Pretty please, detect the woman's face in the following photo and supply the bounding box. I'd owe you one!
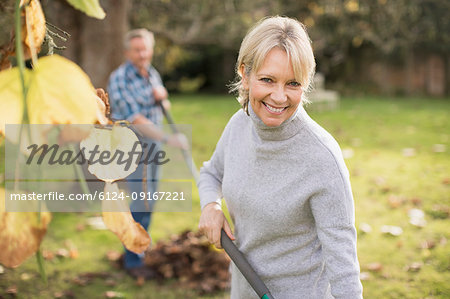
[243,47,303,127]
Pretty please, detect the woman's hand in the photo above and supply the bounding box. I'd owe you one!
[198,202,235,249]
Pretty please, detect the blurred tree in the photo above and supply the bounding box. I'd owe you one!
[2,0,447,94]
[42,0,130,88]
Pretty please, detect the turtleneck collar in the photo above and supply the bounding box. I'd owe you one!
[248,102,306,141]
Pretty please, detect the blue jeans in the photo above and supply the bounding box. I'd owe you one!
[124,138,160,269]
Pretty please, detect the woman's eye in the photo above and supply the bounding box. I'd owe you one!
[260,77,272,83]
[288,81,301,87]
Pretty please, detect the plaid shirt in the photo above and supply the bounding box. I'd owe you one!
[107,61,164,124]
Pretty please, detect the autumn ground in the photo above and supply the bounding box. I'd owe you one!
[0,95,449,298]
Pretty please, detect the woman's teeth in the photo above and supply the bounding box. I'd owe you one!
[264,102,285,113]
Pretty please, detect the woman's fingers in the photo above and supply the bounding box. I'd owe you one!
[198,202,232,248]
[222,219,235,241]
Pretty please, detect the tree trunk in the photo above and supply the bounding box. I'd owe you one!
[43,0,130,89]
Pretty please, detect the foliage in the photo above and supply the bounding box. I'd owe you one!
[0,0,151,277]
[130,0,449,92]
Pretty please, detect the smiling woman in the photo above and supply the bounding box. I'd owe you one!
[198,16,363,299]
[242,47,303,127]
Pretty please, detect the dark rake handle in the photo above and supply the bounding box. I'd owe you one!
[157,101,200,182]
[221,230,274,299]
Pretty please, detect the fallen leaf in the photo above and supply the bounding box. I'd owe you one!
[56,248,69,258]
[432,144,446,153]
[76,223,86,232]
[6,285,17,295]
[69,248,79,259]
[402,148,416,157]
[104,291,123,298]
[20,272,32,280]
[0,188,51,268]
[410,198,422,206]
[42,250,54,261]
[359,222,372,234]
[408,208,427,227]
[406,262,423,272]
[388,195,405,208]
[367,262,383,272]
[105,279,117,287]
[420,240,436,250]
[0,264,4,274]
[381,225,403,236]
[102,183,151,254]
[87,216,107,230]
[106,250,121,262]
[342,148,354,159]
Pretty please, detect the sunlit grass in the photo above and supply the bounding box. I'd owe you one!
[0,95,449,298]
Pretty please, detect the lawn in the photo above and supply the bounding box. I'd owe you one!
[0,94,449,298]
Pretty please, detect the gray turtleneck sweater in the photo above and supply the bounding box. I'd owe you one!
[198,104,363,299]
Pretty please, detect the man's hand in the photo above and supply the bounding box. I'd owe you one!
[198,202,235,249]
[166,133,189,150]
[153,86,168,102]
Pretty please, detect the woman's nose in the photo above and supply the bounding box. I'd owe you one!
[270,85,287,103]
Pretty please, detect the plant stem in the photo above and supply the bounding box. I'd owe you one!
[14,0,29,123]
[15,0,46,284]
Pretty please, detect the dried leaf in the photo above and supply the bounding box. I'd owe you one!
[6,285,17,295]
[80,126,141,182]
[102,183,151,254]
[432,144,446,153]
[380,225,403,236]
[408,208,427,227]
[406,262,423,272]
[0,188,51,268]
[359,222,372,234]
[104,291,124,298]
[21,0,46,61]
[105,250,121,262]
[367,262,383,272]
[402,148,416,157]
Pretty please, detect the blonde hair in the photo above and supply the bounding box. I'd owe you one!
[124,28,155,50]
[231,16,316,112]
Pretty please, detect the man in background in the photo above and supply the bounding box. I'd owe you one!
[107,28,187,280]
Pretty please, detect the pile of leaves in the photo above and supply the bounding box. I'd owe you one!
[143,230,231,294]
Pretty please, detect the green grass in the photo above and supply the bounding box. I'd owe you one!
[1,95,449,298]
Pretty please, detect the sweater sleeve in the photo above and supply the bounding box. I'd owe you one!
[197,121,232,210]
[310,170,363,299]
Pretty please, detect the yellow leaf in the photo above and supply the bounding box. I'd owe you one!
[0,55,101,136]
[27,55,98,125]
[102,183,151,254]
[80,126,141,182]
[0,67,25,134]
[65,0,106,19]
[0,188,52,268]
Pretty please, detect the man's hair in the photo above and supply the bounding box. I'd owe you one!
[124,28,155,50]
[230,16,316,111]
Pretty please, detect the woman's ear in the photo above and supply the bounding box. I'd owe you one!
[239,64,249,89]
